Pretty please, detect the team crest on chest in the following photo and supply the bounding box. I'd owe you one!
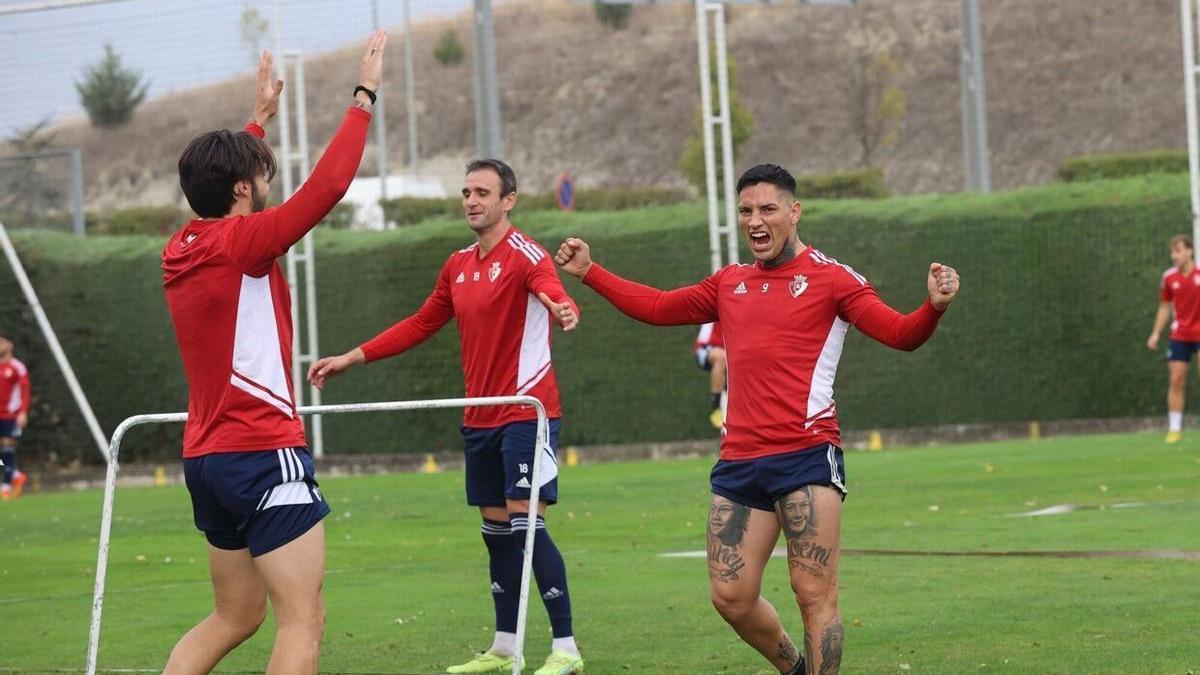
[489,261,502,282]
[789,274,809,298]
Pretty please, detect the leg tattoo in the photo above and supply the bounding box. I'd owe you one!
[707,497,751,582]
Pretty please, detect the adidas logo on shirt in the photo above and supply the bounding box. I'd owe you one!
[456,272,466,283]
[733,282,748,295]
[515,477,531,489]
[542,587,564,600]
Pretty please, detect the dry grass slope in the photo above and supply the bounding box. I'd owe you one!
[44,0,1186,209]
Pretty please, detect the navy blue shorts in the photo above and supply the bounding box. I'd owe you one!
[462,419,560,507]
[1167,340,1200,362]
[710,443,847,512]
[0,419,21,439]
[183,447,330,557]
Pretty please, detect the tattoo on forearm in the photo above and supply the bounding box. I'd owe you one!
[818,621,844,675]
[707,498,751,582]
[353,99,372,112]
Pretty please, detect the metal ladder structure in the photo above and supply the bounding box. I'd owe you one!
[275,49,325,457]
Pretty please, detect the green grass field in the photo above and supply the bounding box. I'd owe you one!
[1,431,1198,674]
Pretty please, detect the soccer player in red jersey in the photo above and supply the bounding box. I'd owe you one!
[1147,234,1200,443]
[161,32,386,674]
[554,164,959,674]
[0,334,30,500]
[308,159,585,675]
[695,321,726,428]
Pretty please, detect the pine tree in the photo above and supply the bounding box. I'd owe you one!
[75,44,149,128]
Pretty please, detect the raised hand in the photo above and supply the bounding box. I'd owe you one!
[927,262,960,311]
[360,29,388,92]
[251,50,284,126]
[554,237,593,279]
[538,292,578,331]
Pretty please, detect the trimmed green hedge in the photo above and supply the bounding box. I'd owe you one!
[0,174,1190,463]
[1058,149,1188,182]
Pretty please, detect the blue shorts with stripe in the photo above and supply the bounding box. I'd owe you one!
[1167,339,1200,362]
[0,419,21,439]
[461,419,560,506]
[183,447,330,557]
[710,442,847,512]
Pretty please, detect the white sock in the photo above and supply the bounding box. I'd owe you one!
[551,636,579,656]
[1169,411,1183,432]
[490,631,516,656]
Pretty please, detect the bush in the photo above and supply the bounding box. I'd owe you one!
[88,205,185,235]
[380,197,460,226]
[796,168,889,200]
[380,187,691,226]
[433,29,465,66]
[594,2,633,30]
[1058,149,1188,182]
[320,202,357,229]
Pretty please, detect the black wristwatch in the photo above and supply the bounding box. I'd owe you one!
[353,85,377,105]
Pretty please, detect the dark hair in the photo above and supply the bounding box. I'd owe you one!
[178,129,277,218]
[466,158,517,197]
[1170,234,1194,251]
[736,163,797,197]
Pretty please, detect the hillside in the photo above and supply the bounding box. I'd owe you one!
[37,0,1189,208]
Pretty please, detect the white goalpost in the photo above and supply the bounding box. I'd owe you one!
[85,396,553,675]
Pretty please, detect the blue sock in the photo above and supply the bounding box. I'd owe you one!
[511,513,573,638]
[481,518,521,633]
[0,449,14,485]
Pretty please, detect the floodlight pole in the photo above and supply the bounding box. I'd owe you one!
[957,0,992,192]
[371,0,390,210]
[1181,0,1200,245]
[473,0,503,159]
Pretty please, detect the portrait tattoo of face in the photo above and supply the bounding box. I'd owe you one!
[708,498,751,547]
[776,486,815,539]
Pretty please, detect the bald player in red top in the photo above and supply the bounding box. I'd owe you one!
[1147,234,1200,443]
[308,159,585,675]
[554,164,960,675]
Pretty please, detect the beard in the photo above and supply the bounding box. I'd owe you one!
[251,186,268,213]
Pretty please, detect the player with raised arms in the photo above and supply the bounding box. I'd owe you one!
[554,163,959,674]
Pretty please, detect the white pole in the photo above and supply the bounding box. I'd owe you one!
[695,0,722,274]
[404,0,421,174]
[371,0,390,210]
[0,223,107,459]
[85,395,548,675]
[711,3,738,266]
[1182,0,1200,245]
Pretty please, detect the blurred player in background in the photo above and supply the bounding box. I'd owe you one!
[555,163,959,675]
[695,321,726,428]
[1147,234,1200,443]
[161,31,385,674]
[308,159,585,675]
[0,334,30,500]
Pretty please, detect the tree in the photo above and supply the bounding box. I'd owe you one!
[0,117,63,227]
[433,28,465,66]
[75,44,149,128]
[594,1,633,30]
[679,49,754,193]
[850,48,906,168]
[240,5,271,69]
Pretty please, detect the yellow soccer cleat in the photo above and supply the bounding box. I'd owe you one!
[534,650,584,675]
[1165,431,1183,444]
[446,650,522,674]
